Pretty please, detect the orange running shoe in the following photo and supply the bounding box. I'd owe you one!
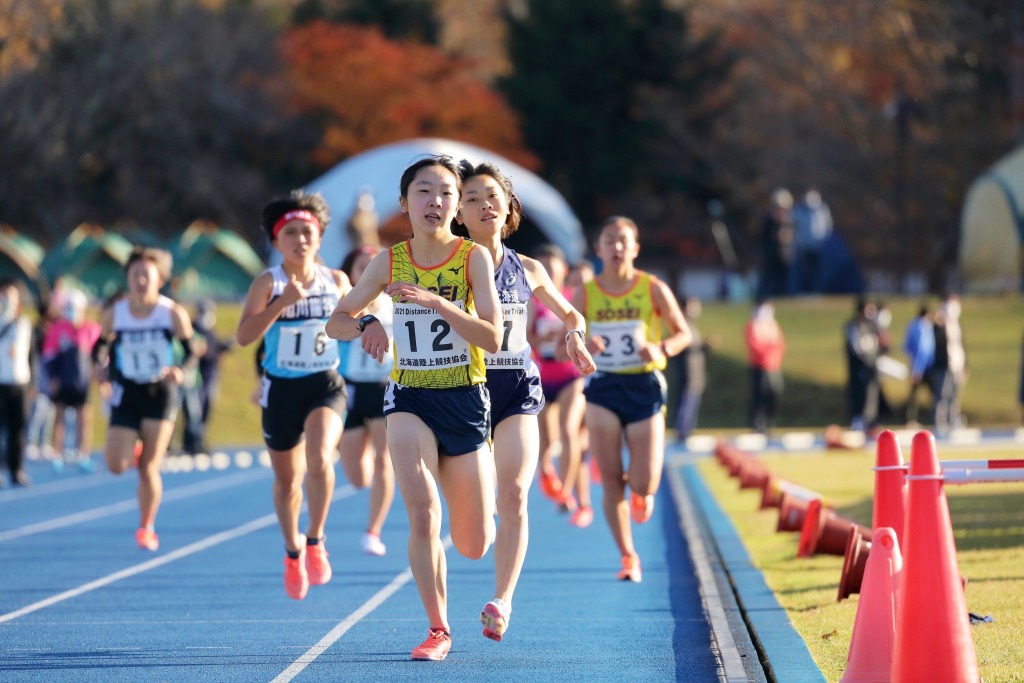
[480,598,510,642]
[569,505,594,528]
[305,540,332,585]
[411,628,452,661]
[135,527,159,551]
[555,489,578,513]
[616,554,642,583]
[538,465,563,502]
[284,550,309,600]
[630,492,654,524]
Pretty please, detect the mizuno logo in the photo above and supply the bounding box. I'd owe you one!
[449,265,464,275]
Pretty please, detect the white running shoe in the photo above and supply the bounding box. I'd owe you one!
[481,598,511,641]
[361,532,386,556]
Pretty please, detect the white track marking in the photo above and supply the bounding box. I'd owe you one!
[0,469,272,542]
[271,536,454,683]
[0,485,355,624]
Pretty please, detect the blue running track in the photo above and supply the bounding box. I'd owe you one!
[0,446,818,682]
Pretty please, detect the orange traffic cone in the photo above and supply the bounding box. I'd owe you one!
[840,527,902,682]
[777,492,813,532]
[838,527,871,601]
[892,431,979,682]
[798,499,870,557]
[738,457,771,490]
[872,430,907,545]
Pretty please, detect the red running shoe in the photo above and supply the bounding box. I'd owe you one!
[411,628,452,661]
[616,554,642,583]
[630,492,654,524]
[538,465,563,502]
[135,527,159,551]
[305,541,332,585]
[569,505,594,528]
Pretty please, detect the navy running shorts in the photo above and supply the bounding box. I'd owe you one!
[583,370,667,427]
[260,370,347,451]
[383,380,490,457]
[485,366,544,429]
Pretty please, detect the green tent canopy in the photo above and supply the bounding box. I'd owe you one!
[0,226,49,305]
[169,220,265,302]
[40,223,134,302]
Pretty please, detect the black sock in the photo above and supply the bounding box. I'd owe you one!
[306,536,323,546]
[286,549,300,560]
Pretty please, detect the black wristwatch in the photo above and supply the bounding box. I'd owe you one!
[357,314,379,333]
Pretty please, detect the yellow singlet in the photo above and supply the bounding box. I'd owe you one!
[388,238,487,388]
[583,271,664,374]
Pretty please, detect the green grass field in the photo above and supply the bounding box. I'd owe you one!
[86,293,1024,449]
[698,447,1024,683]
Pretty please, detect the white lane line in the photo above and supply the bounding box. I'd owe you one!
[0,485,356,624]
[271,535,454,683]
[0,469,272,542]
[667,455,748,683]
[0,472,118,503]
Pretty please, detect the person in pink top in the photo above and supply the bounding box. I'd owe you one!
[745,299,786,434]
[42,288,102,470]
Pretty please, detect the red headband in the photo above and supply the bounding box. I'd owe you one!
[272,210,321,240]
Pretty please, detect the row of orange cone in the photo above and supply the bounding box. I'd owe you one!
[714,430,980,682]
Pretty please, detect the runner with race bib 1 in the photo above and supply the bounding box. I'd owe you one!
[574,216,692,584]
[236,190,350,602]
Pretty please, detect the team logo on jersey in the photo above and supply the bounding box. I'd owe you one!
[504,273,517,287]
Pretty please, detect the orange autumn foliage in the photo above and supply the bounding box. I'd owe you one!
[279,21,538,170]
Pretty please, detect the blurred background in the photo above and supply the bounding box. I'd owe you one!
[1,0,1023,300]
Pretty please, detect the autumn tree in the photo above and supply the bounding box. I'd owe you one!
[0,0,314,243]
[278,20,537,170]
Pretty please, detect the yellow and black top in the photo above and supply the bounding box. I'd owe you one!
[582,271,664,374]
[389,238,487,388]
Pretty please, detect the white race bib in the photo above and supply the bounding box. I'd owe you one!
[275,319,339,373]
[393,302,470,370]
[486,303,530,368]
[117,335,172,383]
[591,319,647,372]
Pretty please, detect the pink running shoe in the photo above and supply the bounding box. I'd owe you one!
[616,554,642,583]
[480,598,511,641]
[569,505,594,528]
[135,527,159,551]
[411,628,452,661]
[305,540,332,585]
[284,550,309,600]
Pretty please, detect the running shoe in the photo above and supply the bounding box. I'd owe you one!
[361,531,387,556]
[569,505,594,528]
[305,540,332,585]
[78,457,96,473]
[538,465,563,501]
[630,492,654,524]
[284,550,309,600]
[616,554,642,583]
[411,628,452,661]
[481,598,511,642]
[556,490,578,513]
[135,527,159,551]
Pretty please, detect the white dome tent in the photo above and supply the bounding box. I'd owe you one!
[958,146,1024,293]
[304,138,586,269]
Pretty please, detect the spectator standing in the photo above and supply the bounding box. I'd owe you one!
[938,293,967,431]
[790,188,833,294]
[181,300,233,455]
[675,296,713,443]
[26,297,56,463]
[42,287,102,470]
[902,304,935,426]
[758,189,795,299]
[745,299,785,434]
[0,279,34,486]
[844,298,881,432]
